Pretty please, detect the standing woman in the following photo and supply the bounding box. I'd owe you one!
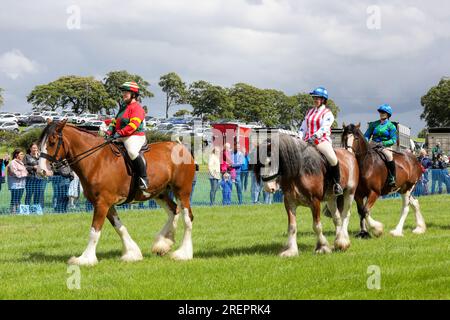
[364,104,397,187]
[24,142,47,210]
[298,87,343,195]
[208,146,221,206]
[7,149,28,214]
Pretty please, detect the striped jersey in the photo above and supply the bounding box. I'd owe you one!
[298,105,334,143]
[107,101,145,137]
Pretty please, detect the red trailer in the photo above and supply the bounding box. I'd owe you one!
[211,122,253,154]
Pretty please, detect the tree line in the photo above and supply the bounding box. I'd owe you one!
[0,73,449,129]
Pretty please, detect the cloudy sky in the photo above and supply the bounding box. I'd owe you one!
[1,0,449,134]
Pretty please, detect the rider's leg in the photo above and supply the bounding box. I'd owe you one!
[382,148,396,187]
[123,135,149,190]
[316,141,343,195]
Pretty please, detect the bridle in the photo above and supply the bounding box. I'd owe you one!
[343,131,358,154]
[40,131,110,171]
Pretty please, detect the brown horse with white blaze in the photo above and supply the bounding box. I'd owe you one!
[254,133,359,256]
[38,120,196,265]
[342,123,426,237]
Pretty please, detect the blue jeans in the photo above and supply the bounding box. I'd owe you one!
[431,169,444,194]
[209,178,219,206]
[251,172,262,203]
[25,177,46,208]
[10,188,25,213]
[240,171,249,191]
[234,175,243,204]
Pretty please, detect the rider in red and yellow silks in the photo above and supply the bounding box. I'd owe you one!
[298,87,343,195]
[106,81,148,190]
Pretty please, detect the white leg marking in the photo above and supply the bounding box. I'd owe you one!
[115,225,143,262]
[171,207,193,260]
[335,194,352,251]
[280,202,298,257]
[152,199,178,256]
[366,215,384,237]
[390,191,411,237]
[68,227,100,266]
[410,195,426,234]
[313,221,331,254]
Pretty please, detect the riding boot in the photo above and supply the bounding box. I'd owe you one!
[330,162,344,195]
[132,155,149,191]
[386,160,396,187]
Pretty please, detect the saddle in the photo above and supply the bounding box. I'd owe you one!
[371,143,389,163]
[111,141,150,203]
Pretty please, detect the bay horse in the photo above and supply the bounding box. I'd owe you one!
[342,123,426,237]
[38,120,196,265]
[254,133,359,256]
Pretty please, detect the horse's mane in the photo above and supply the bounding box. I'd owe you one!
[277,134,324,177]
[39,122,100,144]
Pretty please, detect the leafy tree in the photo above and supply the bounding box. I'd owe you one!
[27,76,116,114]
[188,81,233,121]
[417,128,427,139]
[159,72,187,118]
[103,70,154,108]
[420,77,450,127]
[0,87,4,108]
[173,109,191,117]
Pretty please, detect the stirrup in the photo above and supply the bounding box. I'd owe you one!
[138,177,149,190]
[334,183,343,195]
[387,177,396,187]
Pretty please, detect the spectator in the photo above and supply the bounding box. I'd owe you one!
[208,146,221,206]
[231,139,244,205]
[431,153,446,194]
[221,172,233,205]
[68,171,81,210]
[416,149,433,196]
[7,149,28,214]
[221,143,236,181]
[0,153,10,192]
[53,165,73,213]
[24,142,47,211]
[240,146,250,192]
[431,143,442,161]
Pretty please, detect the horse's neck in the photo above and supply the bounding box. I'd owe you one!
[65,128,108,179]
[355,131,369,156]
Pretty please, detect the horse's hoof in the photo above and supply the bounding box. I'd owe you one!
[121,250,143,262]
[279,248,299,257]
[390,230,404,237]
[334,238,351,251]
[68,255,98,266]
[412,227,426,235]
[315,246,332,254]
[171,249,193,261]
[355,231,371,239]
[152,237,174,256]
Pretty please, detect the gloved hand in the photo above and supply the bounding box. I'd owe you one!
[106,132,121,141]
[307,137,316,145]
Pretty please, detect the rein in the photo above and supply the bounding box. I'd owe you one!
[40,131,111,170]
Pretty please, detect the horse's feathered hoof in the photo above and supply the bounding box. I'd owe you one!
[390,229,404,237]
[68,255,98,266]
[355,231,371,239]
[315,245,332,254]
[412,226,426,234]
[279,248,299,257]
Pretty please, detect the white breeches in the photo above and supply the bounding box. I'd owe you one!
[316,141,338,166]
[382,147,393,162]
[119,135,147,160]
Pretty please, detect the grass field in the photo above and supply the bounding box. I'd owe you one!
[0,195,449,300]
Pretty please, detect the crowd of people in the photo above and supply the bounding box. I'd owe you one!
[414,143,450,196]
[0,142,82,214]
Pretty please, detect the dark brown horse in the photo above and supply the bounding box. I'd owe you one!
[254,133,359,256]
[342,123,426,238]
[38,120,196,265]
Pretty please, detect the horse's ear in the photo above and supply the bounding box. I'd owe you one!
[56,119,68,131]
[342,122,346,128]
[46,118,52,125]
[356,122,361,129]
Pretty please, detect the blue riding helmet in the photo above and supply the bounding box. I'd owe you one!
[309,87,328,100]
[377,104,393,117]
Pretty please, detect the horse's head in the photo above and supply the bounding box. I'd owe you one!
[254,137,281,193]
[342,122,361,153]
[38,120,68,177]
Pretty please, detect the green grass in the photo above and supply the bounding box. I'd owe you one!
[0,195,449,299]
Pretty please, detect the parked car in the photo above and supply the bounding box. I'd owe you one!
[0,121,19,133]
[18,115,46,126]
[41,111,60,121]
[75,113,99,124]
[0,114,18,123]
